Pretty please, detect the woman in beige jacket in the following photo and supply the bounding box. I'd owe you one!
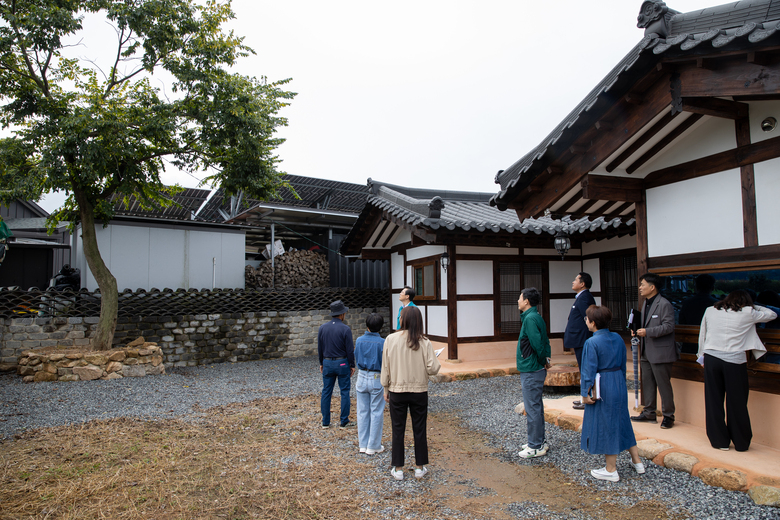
[381,305,441,481]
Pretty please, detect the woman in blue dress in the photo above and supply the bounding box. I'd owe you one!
[580,305,646,482]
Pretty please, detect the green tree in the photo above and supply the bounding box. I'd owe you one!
[0,0,295,349]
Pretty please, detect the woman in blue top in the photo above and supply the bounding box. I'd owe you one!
[580,305,645,482]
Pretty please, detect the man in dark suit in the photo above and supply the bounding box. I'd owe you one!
[631,273,677,429]
[564,272,597,410]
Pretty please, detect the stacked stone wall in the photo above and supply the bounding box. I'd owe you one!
[0,306,391,370]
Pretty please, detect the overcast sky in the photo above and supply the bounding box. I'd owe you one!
[39,0,715,213]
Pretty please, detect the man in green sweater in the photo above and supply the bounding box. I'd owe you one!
[516,287,552,458]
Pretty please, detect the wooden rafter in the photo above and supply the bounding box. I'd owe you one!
[370,220,391,248]
[680,97,749,119]
[626,114,704,175]
[606,111,679,172]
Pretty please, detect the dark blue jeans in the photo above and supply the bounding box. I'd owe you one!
[321,359,351,426]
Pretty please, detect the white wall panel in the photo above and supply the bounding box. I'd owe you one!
[549,299,572,334]
[457,301,494,337]
[457,246,519,256]
[391,252,404,289]
[456,260,493,294]
[111,226,151,290]
[390,229,411,247]
[392,300,402,330]
[636,116,735,175]
[647,169,743,257]
[755,157,780,246]
[219,232,246,289]
[548,261,582,293]
[406,245,445,262]
[149,228,186,289]
[581,235,636,256]
[582,258,601,292]
[748,100,780,144]
[427,306,448,337]
[440,265,448,300]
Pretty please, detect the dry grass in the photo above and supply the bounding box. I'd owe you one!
[0,395,433,520]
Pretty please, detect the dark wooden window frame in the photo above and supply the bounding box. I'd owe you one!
[410,259,438,301]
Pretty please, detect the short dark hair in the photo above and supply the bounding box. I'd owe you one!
[366,313,384,333]
[694,274,716,293]
[521,287,541,307]
[578,272,593,289]
[585,305,612,330]
[714,290,754,312]
[639,273,663,291]
[403,286,416,301]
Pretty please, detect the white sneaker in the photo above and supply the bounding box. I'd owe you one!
[414,466,428,479]
[390,467,403,481]
[359,447,367,453]
[518,444,549,458]
[631,461,645,474]
[365,445,384,455]
[591,467,619,482]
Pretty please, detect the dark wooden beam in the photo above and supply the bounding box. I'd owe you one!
[644,133,780,189]
[546,166,564,176]
[381,225,400,248]
[595,120,613,131]
[570,145,588,155]
[696,57,717,70]
[625,93,644,105]
[635,194,649,299]
[606,111,679,172]
[678,57,780,98]
[527,185,542,194]
[581,174,643,202]
[736,117,759,248]
[648,244,780,272]
[681,97,749,119]
[747,51,770,66]
[359,249,390,261]
[604,201,634,220]
[556,193,583,214]
[626,114,704,175]
[370,220,392,248]
[446,243,458,360]
[568,198,602,217]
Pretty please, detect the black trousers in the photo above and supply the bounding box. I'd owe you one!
[704,354,752,451]
[388,391,429,468]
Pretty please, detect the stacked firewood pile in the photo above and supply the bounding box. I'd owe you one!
[246,250,330,288]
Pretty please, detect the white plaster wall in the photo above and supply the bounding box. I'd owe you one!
[391,252,405,289]
[548,261,582,293]
[524,248,582,256]
[635,116,736,176]
[426,305,448,337]
[392,299,402,329]
[457,301,494,337]
[456,260,493,294]
[457,246,520,256]
[748,100,780,144]
[440,265,448,300]
[582,258,601,292]
[406,245,445,262]
[390,229,411,247]
[646,169,743,257]
[549,299,572,334]
[755,157,780,246]
[79,223,244,291]
[581,235,636,256]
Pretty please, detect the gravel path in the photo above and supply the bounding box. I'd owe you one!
[1,356,778,520]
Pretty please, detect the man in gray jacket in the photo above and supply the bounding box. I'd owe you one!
[631,273,678,429]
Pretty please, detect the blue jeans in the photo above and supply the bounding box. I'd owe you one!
[521,368,547,449]
[356,370,385,450]
[321,359,351,426]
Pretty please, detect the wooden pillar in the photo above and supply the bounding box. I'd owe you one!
[446,244,458,360]
[635,193,649,284]
[736,117,759,247]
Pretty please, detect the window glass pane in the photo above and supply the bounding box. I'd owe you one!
[423,264,435,296]
[415,267,423,296]
[500,263,522,334]
[524,262,543,319]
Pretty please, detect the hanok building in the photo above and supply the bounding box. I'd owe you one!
[491,0,780,448]
[340,180,636,360]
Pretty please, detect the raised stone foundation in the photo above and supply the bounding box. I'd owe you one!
[16,337,165,382]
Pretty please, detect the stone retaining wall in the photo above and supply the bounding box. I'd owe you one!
[0,307,391,370]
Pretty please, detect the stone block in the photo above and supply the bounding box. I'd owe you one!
[106,361,122,373]
[83,317,99,324]
[49,353,66,361]
[84,353,108,366]
[57,367,73,376]
[23,375,34,383]
[145,364,165,375]
[34,371,58,382]
[637,439,673,460]
[126,336,145,347]
[543,409,563,423]
[698,467,747,491]
[663,452,699,474]
[108,351,126,362]
[748,485,780,507]
[122,364,146,377]
[41,362,57,374]
[72,366,102,381]
[58,374,80,382]
[556,415,581,431]
[67,317,83,324]
[18,366,36,376]
[102,372,122,380]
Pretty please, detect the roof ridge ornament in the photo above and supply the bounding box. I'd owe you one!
[637,1,680,39]
[428,197,445,219]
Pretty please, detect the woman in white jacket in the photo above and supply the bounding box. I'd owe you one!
[698,290,776,451]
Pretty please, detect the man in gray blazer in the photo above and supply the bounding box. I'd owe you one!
[631,273,678,429]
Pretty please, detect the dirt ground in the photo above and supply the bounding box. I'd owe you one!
[0,394,684,519]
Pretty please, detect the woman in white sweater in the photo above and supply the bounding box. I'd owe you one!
[381,305,440,481]
[698,290,776,451]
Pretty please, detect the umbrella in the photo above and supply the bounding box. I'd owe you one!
[627,309,641,409]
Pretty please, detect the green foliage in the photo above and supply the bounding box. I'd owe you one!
[0,0,296,227]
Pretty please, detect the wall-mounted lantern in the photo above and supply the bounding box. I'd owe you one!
[554,230,571,260]
[441,251,450,272]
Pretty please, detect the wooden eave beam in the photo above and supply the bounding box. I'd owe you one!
[644,133,780,189]
[359,249,391,261]
[370,220,392,248]
[681,97,749,119]
[605,111,679,172]
[581,174,643,202]
[510,72,674,220]
[677,57,780,98]
[626,114,704,175]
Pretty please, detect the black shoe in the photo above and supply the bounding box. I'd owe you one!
[572,402,585,410]
[630,414,657,423]
[660,417,674,429]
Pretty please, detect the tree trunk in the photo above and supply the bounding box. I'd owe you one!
[74,189,118,350]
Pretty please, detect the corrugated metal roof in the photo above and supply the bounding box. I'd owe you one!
[491,0,780,209]
[111,188,211,221]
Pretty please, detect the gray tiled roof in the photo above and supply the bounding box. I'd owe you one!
[367,181,633,236]
[492,0,780,209]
